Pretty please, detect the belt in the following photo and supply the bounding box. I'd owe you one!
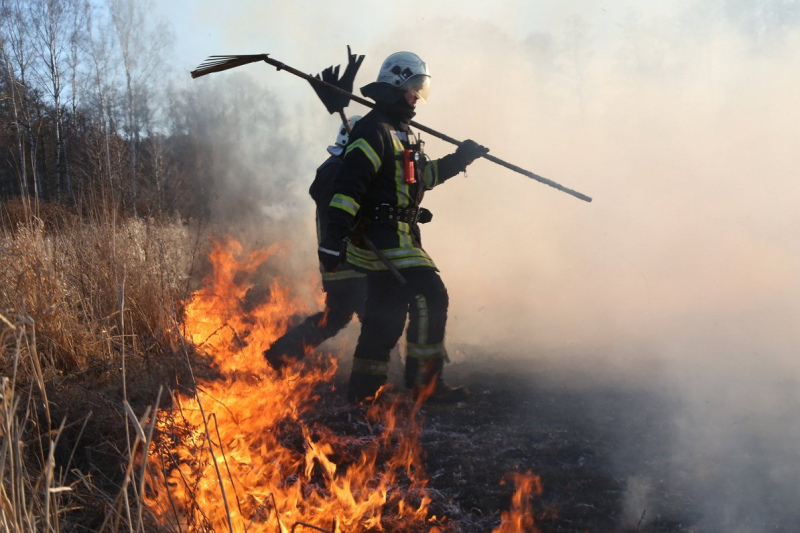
[369,204,421,224]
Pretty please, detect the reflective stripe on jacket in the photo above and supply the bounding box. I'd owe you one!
[327,107,465,271]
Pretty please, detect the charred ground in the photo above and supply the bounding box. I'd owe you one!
[312,352,696,533]
[324,348,799,533]
[41,344,800,532]
[409,354,690,532]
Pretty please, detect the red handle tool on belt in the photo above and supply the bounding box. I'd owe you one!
[403,149,417,184]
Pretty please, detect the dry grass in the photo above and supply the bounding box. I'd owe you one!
[0,201,195,377]
[0,197,202,531]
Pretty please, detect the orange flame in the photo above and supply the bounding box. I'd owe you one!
[144,237,439,532]
[491,471,543,533]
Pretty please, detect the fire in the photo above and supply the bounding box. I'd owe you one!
[143,237,439,532]
[492,471,543,533]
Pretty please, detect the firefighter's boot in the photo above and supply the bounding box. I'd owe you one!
[347,372,388,404]
[406,357,469,404]
[263,335,302,373]
[263,347,289,372]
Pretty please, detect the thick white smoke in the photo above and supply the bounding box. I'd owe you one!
[159,1,800,529]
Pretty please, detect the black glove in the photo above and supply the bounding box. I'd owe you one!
[318,236,347,272]
[454,139,489,169]
[418,207,433,224]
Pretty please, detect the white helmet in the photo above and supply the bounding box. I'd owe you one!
[376,52,431,102]
[361,51,431,104]
[328,114,362,156]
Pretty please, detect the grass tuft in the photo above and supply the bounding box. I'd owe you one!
[1,199,204,531]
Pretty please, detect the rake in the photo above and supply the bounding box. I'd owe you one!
[191,51,592,203]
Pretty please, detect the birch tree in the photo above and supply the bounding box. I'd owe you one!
[83,0,121,196]
[0,0,41,199]
[108,0,171,213]
[29,0,80,203]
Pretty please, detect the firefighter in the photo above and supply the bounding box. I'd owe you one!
[263,116,367,370]
[318,51,488,403]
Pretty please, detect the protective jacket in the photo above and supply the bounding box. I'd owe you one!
[327,102,470,271]
[310,155,366,285]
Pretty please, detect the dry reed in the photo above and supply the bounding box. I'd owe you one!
[0,199,203,531]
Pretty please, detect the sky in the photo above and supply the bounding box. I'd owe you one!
[152,0,800,529]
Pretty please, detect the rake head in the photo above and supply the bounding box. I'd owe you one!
[190,54,270,79]
[310,46,364,114]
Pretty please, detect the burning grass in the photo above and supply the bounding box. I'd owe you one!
[143,238,475,532]
[0,204,540,532]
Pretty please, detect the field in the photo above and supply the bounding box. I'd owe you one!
[2,206,797,532]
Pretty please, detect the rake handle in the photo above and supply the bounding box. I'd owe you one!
[262,57,592,203]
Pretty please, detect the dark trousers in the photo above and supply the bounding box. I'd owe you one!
[265,276,365,360]
[348,269,449,401]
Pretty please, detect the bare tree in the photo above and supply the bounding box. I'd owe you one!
[1,22,28,203]
[0,0,42,201]
[82,0,121,197]
[29,0,80,203]
[107,0,171,214]
[63,0,84,200]
[0,0,179,216]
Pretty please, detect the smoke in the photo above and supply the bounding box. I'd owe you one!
[402,12,800,363]
[409,10,800,529]
[159,0,800,530]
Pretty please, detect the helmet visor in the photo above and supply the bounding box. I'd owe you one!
[404,75,431,104]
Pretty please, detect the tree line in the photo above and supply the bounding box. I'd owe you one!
[0,0,222,219]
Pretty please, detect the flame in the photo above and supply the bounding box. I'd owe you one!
[491,471,543,533]
[144,237,440,532]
